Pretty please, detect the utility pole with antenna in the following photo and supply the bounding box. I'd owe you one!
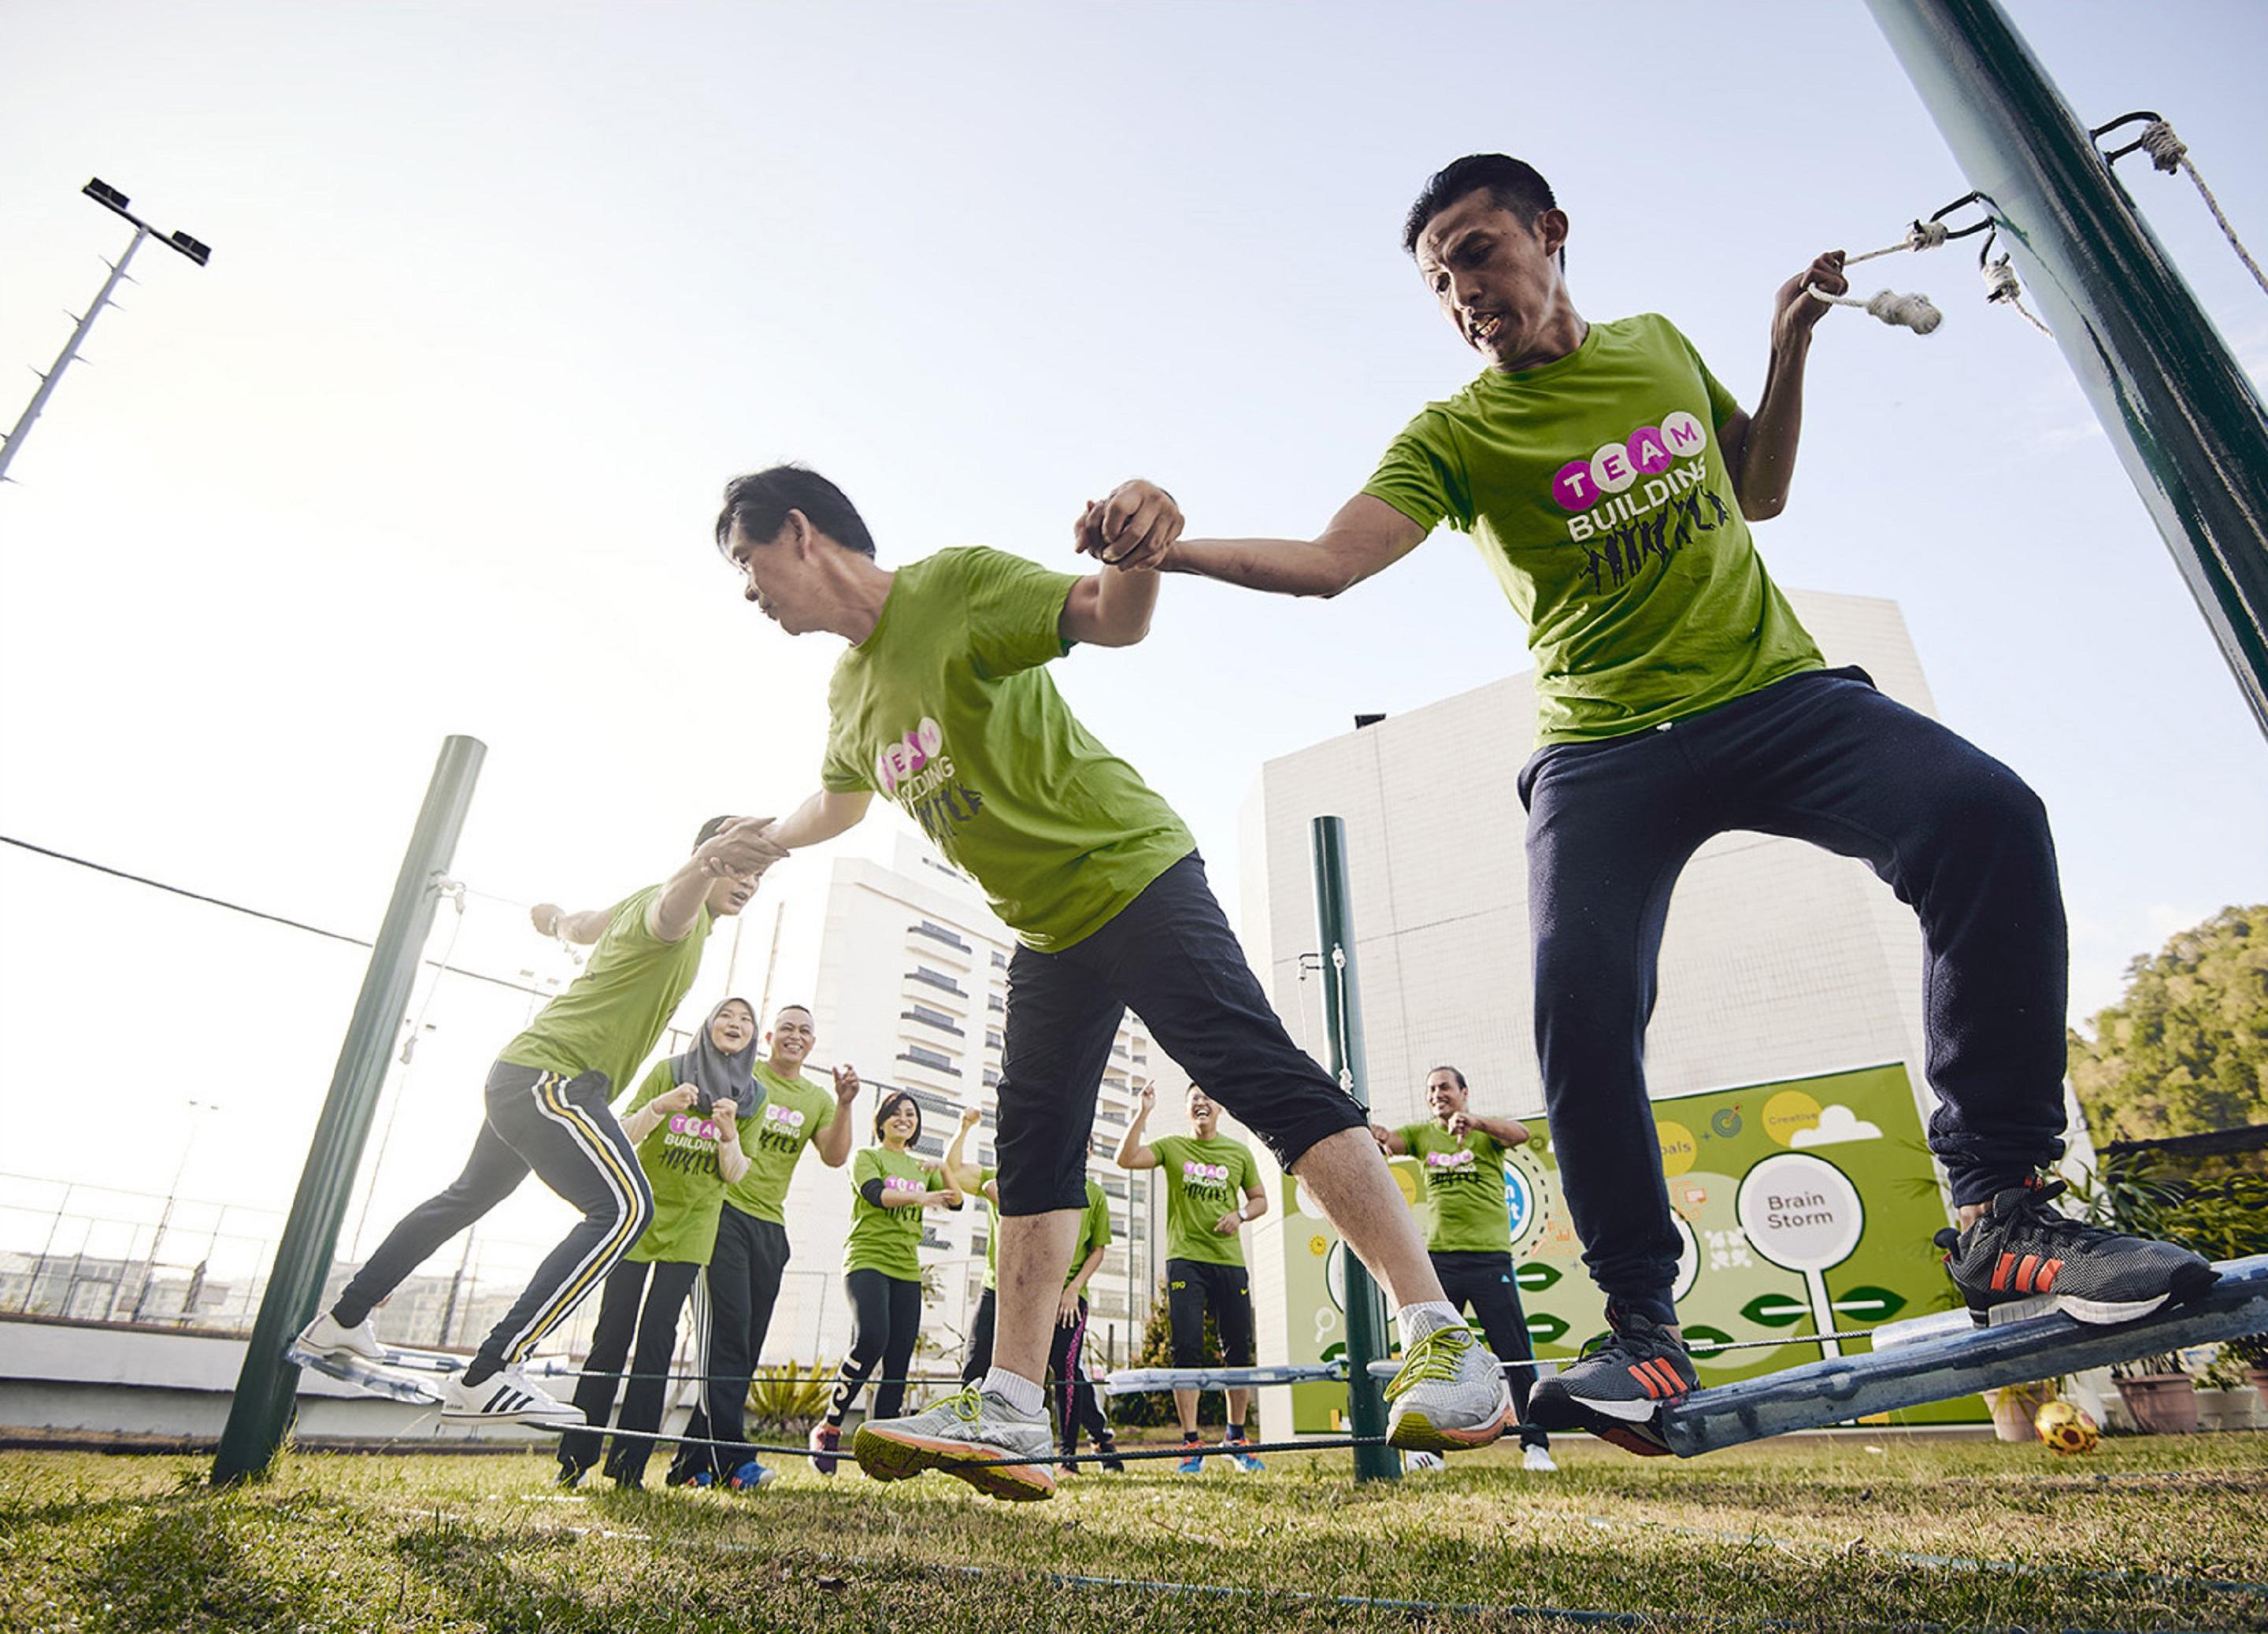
[0,177,212,486]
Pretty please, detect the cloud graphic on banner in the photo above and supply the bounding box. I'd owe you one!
[1789,1105,1883,1148]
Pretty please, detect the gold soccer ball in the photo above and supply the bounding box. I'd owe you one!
[2035,1399,2099,1454]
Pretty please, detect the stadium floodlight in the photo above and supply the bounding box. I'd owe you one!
[0,178,214,484]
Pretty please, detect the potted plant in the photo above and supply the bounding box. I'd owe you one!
[2110,1350,2199,1435]
[2229,1335,2268,1417]
[2199,1337,2267,1429]
[1981,1376,2062,1442]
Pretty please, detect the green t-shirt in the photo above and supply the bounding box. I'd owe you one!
[1396,1121,1513,1255]
[1152,1133,1258,1269]
[1362,313,1823,745]
[844,1145,947,1283]
[979,1169,1111,1291]
[501,887,714,1097]
[724,1062,837,1225]
[819,547,1195,953]
[620,1058,737,1265]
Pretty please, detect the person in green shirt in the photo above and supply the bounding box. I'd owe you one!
[1117,1083,1267,1473]
[297,816,784,1428]
[716,465,1514,1500]
[808,1094,974,1477]
[1106,153,2214,1454]
[558,997,758,1489]
[1373,1064,1552,1471]
[667,1002,862,1490]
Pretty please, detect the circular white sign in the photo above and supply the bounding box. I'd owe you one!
[1735,1152,1862,1273]
[1672,1211,1699,1302]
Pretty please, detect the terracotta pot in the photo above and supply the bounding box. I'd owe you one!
[2114,1373,2199,1435]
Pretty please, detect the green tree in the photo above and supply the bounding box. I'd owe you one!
[1108,1279,1225,1430]
[2068,905,2268,1141]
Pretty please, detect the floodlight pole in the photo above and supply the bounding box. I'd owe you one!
[1310,816,1399,1484]
[0,179,211,486]
[1869,0,2268,740]
[213,735,485,1486]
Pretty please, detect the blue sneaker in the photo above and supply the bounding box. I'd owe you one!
[726,1458,776,1491]
[687,1470,716,1489]
[1225,1432,1264,1473]
[1176,1438,1206,1474]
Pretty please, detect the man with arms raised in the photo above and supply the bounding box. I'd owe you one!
[298,817,784,1425]
[1373,1065,1553,1470]
[1111,154,2214,1453]
[1117,1083,1268,1473]
[715,464,1514,1499]
[667,1003,861,1488]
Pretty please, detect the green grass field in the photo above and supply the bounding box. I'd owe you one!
[3,1432,2263,1632]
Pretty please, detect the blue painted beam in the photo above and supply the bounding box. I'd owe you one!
[1662,1254,2268,1456]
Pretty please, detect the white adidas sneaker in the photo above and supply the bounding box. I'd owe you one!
[297,1310,386,1363]
[442,1367,584,1426]
[1522,1443,1559,1473]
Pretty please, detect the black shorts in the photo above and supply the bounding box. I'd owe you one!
[1166,1257,1254,1369]
[993,852,1366,1216]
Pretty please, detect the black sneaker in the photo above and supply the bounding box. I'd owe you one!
[1936,1176,2218,1326]
[1096,1436,1126,1475]
[1527,1305,1695,1458]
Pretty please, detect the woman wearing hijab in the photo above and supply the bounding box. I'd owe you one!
[558,997,763,1488]
[807,1093,974,1475]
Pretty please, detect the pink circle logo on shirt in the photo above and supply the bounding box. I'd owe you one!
[1551,460,1601,513]
[1626,425,1673,477]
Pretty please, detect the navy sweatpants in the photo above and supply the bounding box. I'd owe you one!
[1518,667,2068,1325]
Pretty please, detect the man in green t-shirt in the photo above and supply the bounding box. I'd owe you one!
[713,465,1514,1500]
[297,816,784,1427]
[1373,1065,1551,1470]
[1117,1084,1269,1473]
[666,1002,862,1488]
[1105,153,2215,1454]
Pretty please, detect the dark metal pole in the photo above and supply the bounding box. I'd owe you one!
[1868,0,2268,739]
[1310,815,1399,1483]
[213,735,485,1484]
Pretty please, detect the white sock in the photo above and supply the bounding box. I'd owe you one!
[981,1368,1044,1417]
[1398,1302,1465,1340]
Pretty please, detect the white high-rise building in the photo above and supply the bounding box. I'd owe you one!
[758,833,1161,1373]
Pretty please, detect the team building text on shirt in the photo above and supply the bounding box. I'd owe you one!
[1551,409,1729,595]
[876,718,985,846]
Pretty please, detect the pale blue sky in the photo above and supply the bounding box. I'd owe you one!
[2,1,2263,1232]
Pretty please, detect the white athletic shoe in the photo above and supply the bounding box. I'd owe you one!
[296,1310,385,1363]
[1384,1325,1514,1453]
[852,1387,1057,1502]
[1403,1450,1447,1473]
[1522,1443,1559,1473]
[442,1367,584,1427]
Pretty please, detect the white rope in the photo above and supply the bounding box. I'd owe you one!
[1843,218,1951,266]
[1807,286,1942,334]
[1981,254,2054,337]
[2138,119,2268,299]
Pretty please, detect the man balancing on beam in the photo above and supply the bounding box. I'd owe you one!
[296,816,785,1425]
[666,1003,861,1488]
[1099,153,2218,1456]
[1372,1065,1554,1472]
[1116,1082,1269,1473]
[713,463,1515,1499]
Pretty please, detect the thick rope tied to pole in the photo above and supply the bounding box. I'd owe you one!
[1843,217,1952,265]
[2140,119,2268,298]
[1981,252,2054,337]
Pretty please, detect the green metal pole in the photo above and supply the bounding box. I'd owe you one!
[1869,0,2268,740]
[1310,815,1399,1483]
[213,735,485,1484]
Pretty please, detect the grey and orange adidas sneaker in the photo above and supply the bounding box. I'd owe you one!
[1936,1177,2216,1326]
[1526,1305,1695,1457]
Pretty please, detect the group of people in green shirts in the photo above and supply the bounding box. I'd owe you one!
[302,145,2215,1501]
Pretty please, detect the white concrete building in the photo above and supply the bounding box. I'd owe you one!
[759,834,1161,1373]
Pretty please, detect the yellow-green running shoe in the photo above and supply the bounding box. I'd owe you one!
[1384,1325,1513,1453]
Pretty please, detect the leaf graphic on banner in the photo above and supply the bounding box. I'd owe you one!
[1514,1262,1562,1292]
[1524,1313,1570,1346]
[1740,1294,1810,1328]
[1681,1324,1737,1354]
[1829,1285,1907,1320]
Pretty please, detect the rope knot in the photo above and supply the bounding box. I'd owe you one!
[1981,255,2023,305]
[1905,219,1951,251]
[2138,119,2187,174]
[1863,289,1942,334]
